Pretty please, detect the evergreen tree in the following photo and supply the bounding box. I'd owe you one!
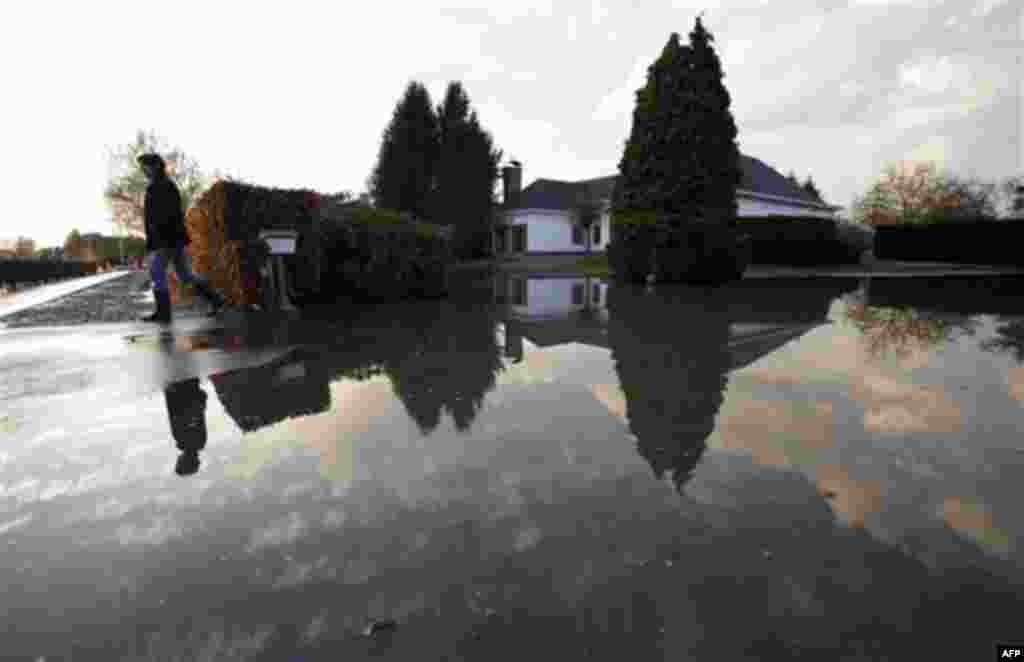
[802,176,823,202]
[433,81,503,258]
[461,111,503,257]
[369,81,439,219]
[434,83,476,256]
[433,81,472,231]
[613,16,740,227]
[786,170,800,188]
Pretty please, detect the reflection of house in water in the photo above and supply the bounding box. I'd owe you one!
[494,273,610,363]
[210,347,331,433]
[494,274,857,369]
[494,273,609,320]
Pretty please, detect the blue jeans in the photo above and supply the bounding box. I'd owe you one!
[148,244,200,295]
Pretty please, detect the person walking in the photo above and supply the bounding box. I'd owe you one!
[137,153,226,323]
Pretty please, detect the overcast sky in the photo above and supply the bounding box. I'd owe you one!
[1,0,1020,248]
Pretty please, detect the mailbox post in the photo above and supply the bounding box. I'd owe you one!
[258,229,300,312]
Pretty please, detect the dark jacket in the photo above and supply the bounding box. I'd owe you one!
[144,175,190,252]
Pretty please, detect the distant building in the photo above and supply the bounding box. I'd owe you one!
[494,156,843,256]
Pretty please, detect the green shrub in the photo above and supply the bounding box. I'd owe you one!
[316,206,453,302]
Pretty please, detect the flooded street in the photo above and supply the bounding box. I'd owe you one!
[2,272,1023,660]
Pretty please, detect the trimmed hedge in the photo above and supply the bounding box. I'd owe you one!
[186,181,454,308]
[874,219,1024,265]
[737,216,861,266]
[316,203,453,302]
[0,258,99,289]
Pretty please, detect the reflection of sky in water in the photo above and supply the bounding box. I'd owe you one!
[4,282,1024,657]
[704,306,1021,563]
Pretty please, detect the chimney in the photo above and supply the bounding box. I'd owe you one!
[502,160,523,208]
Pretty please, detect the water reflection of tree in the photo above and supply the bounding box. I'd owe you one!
[979,316,1024,363]
[841,298,980,361]
[383,301,504,435]
[607,285,732,492]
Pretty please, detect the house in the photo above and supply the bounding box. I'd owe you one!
[493,156,843,256]
[493,272,851,370]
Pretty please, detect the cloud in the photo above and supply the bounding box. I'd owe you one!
[712,396,835,469]
[589,382,629,423]
[0,514,33,536]
[940,497,1013,557]
[248,512,308,550]
[5,0,1017,249]
[814,464,883,526]
[592,55,650,123]
[899,55,963,95]
[115,514,184,547]
[854,375,962,436]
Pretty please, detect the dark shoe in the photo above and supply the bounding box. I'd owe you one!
[140,291,172,323]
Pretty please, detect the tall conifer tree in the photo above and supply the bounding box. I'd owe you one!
[434,82,502,258]
[370,82,439,219]
[613,16,740,227]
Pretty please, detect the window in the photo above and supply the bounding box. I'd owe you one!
[572,224,584,245]
[572,283,584,305]
[512,278,527,305]
[513,226,527,252]
[592,284,601,305]
[592,223,601,245]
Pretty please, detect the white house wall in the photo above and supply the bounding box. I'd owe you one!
[504,210,612,253]
[506,196,833,255]
[738,197,836,219]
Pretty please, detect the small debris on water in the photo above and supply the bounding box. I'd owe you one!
[762,550,774,559]
[363,619,398,637]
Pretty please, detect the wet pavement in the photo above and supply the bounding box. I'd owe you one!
[0,270,136,322]
[0,270,218,330]
[2,271,1024,660]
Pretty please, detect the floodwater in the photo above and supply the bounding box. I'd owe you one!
[2,271,1024,660]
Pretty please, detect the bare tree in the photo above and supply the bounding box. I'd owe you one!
[852,161,998,226]
[842,297,980,361]
[104,130,209,236]
[14,236,36,257]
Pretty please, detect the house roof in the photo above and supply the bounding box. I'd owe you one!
[506,154,830,211]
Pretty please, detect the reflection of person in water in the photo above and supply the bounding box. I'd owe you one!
[164,377,209,476]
